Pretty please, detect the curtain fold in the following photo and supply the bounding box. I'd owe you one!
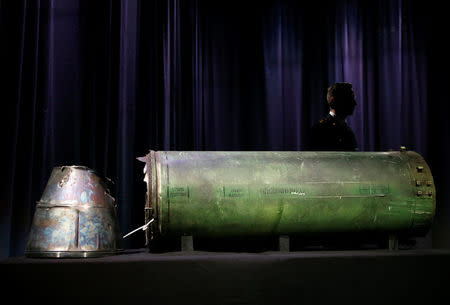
[1,0,444,257]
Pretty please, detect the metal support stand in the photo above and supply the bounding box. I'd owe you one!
[279,235,290,252]
[388,234,399,251]
[181,235,194,252]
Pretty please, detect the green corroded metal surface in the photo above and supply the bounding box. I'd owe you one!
[141,151,435,241]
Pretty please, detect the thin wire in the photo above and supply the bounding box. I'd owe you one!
[123,218,154,239]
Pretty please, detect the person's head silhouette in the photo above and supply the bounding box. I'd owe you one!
[327,82,357,119]
[308,82,358,151]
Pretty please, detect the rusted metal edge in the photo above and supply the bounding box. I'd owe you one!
[138,150,159,246]
[155,151,163,236]
[57,165,114,193]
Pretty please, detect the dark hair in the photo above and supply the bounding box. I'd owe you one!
[326,82,354,106]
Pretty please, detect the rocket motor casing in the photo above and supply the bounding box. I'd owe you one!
[140,150,435,246]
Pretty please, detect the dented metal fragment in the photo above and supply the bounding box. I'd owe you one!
[25,166,123,258]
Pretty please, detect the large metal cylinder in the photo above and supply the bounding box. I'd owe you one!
[139,150,435,245]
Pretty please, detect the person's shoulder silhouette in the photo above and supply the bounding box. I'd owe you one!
[308,82,358,151]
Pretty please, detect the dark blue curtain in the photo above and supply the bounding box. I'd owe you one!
[1,0,448,258]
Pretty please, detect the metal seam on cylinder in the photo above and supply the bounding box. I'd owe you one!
[404,152,416,230]
[36,203,112,209]
[167,159,170,224]
[156,151,162,234]
[75,210,79,248]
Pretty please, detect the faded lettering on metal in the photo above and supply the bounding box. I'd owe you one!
[169,186,189,200]
[224,186,248,198]
[359,184,390,195]
[260,186,306,196]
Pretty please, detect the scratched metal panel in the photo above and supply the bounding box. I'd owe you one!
[25,166,123,258]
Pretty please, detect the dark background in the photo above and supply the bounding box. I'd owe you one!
[1,0,449,258]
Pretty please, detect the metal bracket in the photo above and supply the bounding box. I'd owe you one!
[388,234,399,251]
[279,235,290,252]
[181,235,194,252]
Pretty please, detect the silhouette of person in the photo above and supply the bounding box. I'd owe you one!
[308,82,358,151]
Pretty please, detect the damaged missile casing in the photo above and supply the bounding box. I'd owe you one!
[25,166,123,258]
[139,150,435,246]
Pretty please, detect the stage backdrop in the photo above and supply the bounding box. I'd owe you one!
[1,0,449,258]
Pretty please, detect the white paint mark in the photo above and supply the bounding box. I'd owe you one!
[291,192,306,196]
